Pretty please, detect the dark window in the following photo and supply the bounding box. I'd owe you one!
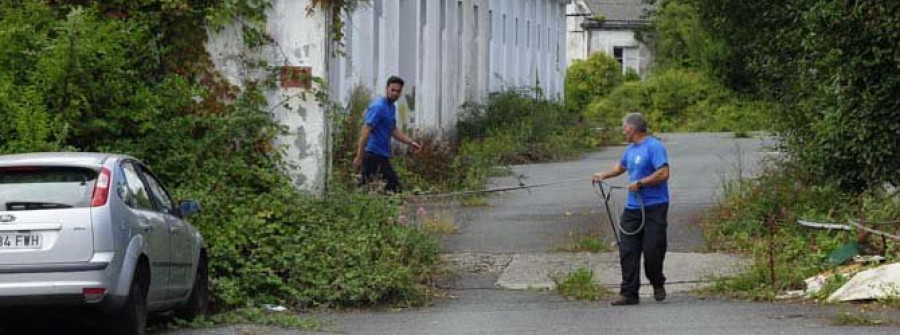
[614,47,624,64]
[120,162,153,210]
[0,167,97,210]
[139,166,174,214]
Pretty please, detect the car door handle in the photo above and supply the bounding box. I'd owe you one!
[138,221,153,233]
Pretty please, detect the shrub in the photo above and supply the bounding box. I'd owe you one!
[556,268,606,301]
[585,68,769,133]
[1,1,441,310]
[703,162,899,299]
[664,0,900,190]
[458,87,592,160]
[330,84,372,187]
[190,184,440,308]
[564,52,624,115]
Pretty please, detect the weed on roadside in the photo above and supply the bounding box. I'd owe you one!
[154,308,322,331]
[555,233,612,253]
[701,162,899,301]
[460,196,490,207]
[556,268,607,301]
[422,215,460,235]
[831,312,884,326]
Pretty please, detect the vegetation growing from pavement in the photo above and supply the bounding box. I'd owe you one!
[556,234,612,253]
[702,163,899,300]
[0,0,439,311]
[159,308,322,331]
[556,268,607,301]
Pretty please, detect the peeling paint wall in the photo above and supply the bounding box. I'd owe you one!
[206,0,330,194]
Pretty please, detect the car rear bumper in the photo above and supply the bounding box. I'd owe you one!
[0,258,124,311]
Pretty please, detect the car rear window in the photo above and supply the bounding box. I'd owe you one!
[0,166,98,210]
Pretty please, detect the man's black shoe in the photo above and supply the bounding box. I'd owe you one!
[610,296,639,306]
[653,285,666,302]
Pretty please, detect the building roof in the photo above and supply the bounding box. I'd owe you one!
[581,0,652,29]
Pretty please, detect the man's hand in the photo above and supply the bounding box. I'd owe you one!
[627,181,642,192]
[592,172,605,184]
[410,140,422,154]
[352,155,362,172]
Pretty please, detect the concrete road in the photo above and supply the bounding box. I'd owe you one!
[446,133,768,254]
[151,132,899,334]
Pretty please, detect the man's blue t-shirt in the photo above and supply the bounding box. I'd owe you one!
[364,97,396,158]
[620,136,670,209]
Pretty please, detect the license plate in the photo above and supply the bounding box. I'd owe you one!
[0,233,42,249]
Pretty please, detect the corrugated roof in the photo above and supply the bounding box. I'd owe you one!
[583,0,651,22]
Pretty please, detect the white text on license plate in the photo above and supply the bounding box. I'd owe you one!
[0,234,42,249]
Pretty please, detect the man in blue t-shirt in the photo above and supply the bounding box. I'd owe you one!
[353,76,421,193]
[592,112,671,306]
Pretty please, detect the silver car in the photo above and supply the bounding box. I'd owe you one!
[0,153,208,335]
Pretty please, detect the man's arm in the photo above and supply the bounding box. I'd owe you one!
[638,165,670,187]
[391,127,422,152]
[352,125,372,172]
[592,163,626,183]
[626,165,670,191]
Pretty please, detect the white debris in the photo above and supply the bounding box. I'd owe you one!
[804,274,829,296]
[776,290,805,300]
[262,304,289,312]
[827,263,900,302]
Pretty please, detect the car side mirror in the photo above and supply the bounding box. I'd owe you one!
[178,200,201,216]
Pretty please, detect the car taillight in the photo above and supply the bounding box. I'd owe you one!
[83,287,106,303]
[90,167,111,207]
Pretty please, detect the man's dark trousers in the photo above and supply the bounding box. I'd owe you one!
[618,203,668,299]
[360,152,400,193]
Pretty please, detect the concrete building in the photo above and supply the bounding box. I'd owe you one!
[567,0,652,76]
[207,0,570,193]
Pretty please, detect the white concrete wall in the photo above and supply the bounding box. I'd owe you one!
[207,0,568,193]
[332,0,568,136]
[206,0,330,194]
[566,1,652,76]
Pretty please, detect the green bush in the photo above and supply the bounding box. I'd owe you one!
[457,87,594,160]
[703,164,899,299]
[330,85,372,187]
[1,1,440,310]
[556,268,606,301]
[585,68,769,133]
[665,0,900,190]
[649,1,731,81]
[564,52,623,115]
[191,184,440,308]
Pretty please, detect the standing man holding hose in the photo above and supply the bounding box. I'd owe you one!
[592,112,671,306]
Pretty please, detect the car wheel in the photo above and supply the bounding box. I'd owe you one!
[176,255,209,320]
[109,269,148,335]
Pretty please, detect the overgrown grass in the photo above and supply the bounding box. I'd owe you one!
[702,162,899,300]
[831,312,885,327]
[556,268,607,301]
[585,68,771,136]
[155,308,322,331]
[555,234,612,253]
